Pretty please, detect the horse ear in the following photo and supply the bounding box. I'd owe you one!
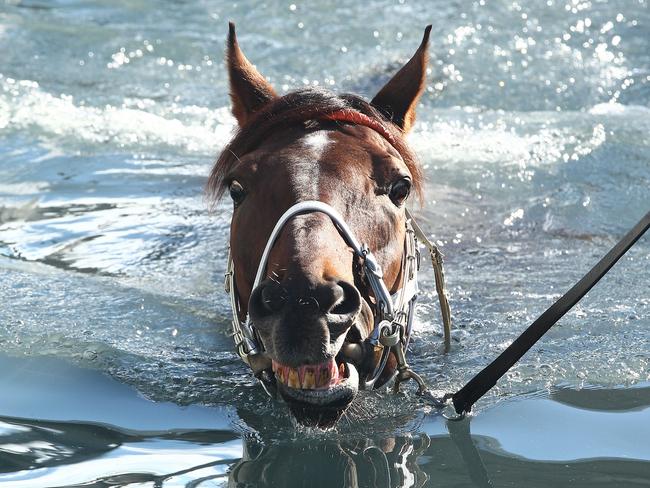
[371,25,431,133]
[227,22,277,126]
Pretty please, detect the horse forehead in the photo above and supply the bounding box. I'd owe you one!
[301,131,331,155]
[285,128,390,201]
[279,130,327,200]
[290,128,378,169]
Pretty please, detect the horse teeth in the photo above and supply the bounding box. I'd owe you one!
[317,365,329,389]
[287,369,300,388]
[273,359,346,389]
[302,369,316,389]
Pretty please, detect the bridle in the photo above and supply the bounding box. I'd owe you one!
[223,109,452,398]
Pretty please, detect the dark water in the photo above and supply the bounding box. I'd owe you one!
[1,0,649,486]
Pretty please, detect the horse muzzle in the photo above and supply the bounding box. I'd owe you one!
[248,274,364,422]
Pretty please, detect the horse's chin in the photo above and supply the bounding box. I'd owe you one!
[275,361,359,427]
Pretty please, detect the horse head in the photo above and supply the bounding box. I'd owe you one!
[210,23,430,426]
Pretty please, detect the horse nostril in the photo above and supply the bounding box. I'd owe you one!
[260,282,286,313]
[297,296,320,312]
[328,280,361,317]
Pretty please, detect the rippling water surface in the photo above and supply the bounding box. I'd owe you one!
[1,0,649,486]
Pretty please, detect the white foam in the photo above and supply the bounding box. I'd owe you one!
[589,102,650,116]
[1,76,236,155]
[409,111,608,172]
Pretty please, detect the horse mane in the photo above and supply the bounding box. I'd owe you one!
[207,88,423,204]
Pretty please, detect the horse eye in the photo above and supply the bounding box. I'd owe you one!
[389,178,411,205]
[229,180,246,206]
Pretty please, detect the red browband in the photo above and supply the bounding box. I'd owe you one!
[322,109,398,149]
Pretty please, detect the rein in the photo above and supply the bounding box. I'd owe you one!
[438,210,650,418]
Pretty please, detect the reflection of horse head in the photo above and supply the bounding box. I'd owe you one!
[229,435,431,488]
[211,23,433,427]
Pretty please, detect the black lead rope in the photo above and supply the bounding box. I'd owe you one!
[446,210,650,416]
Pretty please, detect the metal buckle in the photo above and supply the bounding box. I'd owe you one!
[224,271,231,293]
[369,319,392,346]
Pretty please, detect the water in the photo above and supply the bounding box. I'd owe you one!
[0,0,649,485]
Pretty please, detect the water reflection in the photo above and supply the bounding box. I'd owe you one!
[231,397,650,488]
[0,416,123,473]
[2,384,650,488]
[230,434,432,488]
[0,416,240,486]
[551,383,650,412]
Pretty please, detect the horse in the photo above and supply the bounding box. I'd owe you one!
[209,23,434,427]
